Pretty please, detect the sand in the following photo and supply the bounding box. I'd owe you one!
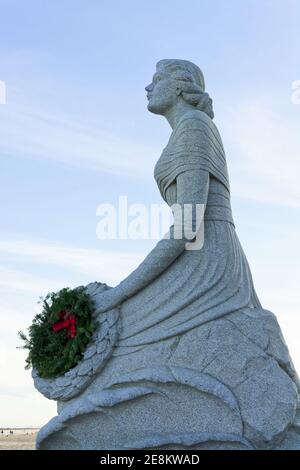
[0,429,38,450]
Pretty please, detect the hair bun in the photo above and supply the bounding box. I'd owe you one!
[197,92,214,120]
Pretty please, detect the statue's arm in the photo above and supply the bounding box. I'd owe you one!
[95,169,209,312]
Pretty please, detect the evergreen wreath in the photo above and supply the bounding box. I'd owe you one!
[19,287,95,379]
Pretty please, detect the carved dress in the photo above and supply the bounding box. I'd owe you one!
[36,110,300,450]
[117,110,261,348]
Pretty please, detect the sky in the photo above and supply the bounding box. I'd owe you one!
[0,0,299,427]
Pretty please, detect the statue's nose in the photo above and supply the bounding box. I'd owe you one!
[145,83,153,92]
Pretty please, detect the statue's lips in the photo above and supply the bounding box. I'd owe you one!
[147,94,153,100]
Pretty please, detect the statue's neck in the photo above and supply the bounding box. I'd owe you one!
[164,101,196,130]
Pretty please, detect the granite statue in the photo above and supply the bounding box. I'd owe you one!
[34,59,300,450]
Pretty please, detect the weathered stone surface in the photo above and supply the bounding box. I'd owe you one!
[83,344,96,360]
[34,59,299,450]
[36,306,299,450]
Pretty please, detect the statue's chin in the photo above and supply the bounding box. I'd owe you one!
[147,101,163,115]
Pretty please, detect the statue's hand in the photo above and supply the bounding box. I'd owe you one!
[93,287,123,314]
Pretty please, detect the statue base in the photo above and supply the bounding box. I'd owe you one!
[35,305,300,450]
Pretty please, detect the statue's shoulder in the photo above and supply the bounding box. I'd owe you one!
[175,109,215,135]
[173,109,225,154]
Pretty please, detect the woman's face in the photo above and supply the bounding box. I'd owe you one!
[145,70,178,115]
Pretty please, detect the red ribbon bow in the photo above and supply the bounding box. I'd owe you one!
[52,310,77,338]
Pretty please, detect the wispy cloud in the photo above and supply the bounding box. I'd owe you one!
[220,98,300,208]
[0,267,61,295]
[0,238,145,287]
[2,97,299,208]
[0,103,158,177]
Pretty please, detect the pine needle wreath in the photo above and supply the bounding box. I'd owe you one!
[19,287,95,379]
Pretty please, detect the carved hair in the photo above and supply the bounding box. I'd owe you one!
[156,59,214,120]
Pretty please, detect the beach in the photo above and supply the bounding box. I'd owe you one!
[0,429,38,450]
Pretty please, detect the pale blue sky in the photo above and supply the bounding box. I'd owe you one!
[0,0,299,426]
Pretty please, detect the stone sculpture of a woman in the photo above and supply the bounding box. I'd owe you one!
[35,60,300,450]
